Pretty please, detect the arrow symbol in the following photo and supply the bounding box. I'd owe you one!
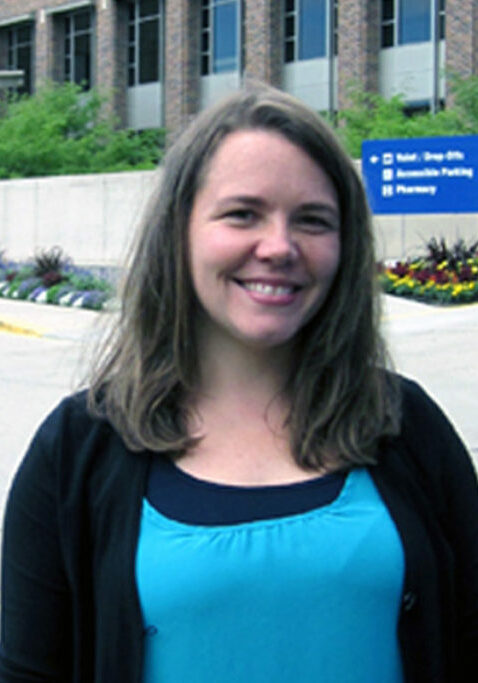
[370,155,379,164]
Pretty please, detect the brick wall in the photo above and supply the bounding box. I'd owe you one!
[445,0,478,96]
[97,0,128,126]
[243,0,281,87]
[338,0,380,108]
[164,0,200,138]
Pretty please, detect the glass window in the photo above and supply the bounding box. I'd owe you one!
[213,2,237,72]
[333,0,338,55]
[382,0,394,21]
[139,0,158,18]
[299,0,326,59]
[439,0,445,40]
[75,10,91,32]
[381,0,395,47]
[6,23,34,94]
[284,0,334,63]
[128,0,162,86]
[201,0,239,75]
[64,9,93,90]
[381,0,444,47]
[399,0,430,44]
[74,34,90,85]
[139,18,159,82]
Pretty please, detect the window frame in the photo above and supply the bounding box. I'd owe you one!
[200,0,242,76]
[381,0,445,49]
[128,0,163,87]
[284,0,337,64]
[6,22,34,94]
[63,7,94,90]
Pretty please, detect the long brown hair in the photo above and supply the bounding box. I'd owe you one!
[88,84,400,469]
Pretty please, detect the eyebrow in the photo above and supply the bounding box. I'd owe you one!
[215,195,265,210]
[297,202,340,218]
[216,195,339,216]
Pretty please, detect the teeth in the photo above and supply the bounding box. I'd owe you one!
[242,282,294,295]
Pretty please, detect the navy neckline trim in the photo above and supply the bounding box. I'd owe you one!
[146,455,347,526]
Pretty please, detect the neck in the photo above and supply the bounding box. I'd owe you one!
[180,324,311,485]
[195,328,293,407]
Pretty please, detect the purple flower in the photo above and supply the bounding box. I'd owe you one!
[29,286,47,302]
[17,277,42,299]
[80,290,108,310]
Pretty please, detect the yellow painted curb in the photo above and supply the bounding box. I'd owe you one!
[0,319,44,337]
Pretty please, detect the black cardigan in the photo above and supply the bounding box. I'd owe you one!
[1,377,478,682]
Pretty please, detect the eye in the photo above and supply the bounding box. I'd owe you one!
[222,208,257,225]
[295,214,337,234]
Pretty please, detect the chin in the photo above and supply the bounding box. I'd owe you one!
[235,327,299,350]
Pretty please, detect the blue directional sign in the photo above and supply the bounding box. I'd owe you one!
[362,135,478,214]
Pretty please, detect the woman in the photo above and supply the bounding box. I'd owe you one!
[1,86,477,683]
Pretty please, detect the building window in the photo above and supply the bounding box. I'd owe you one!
[438,0,445,40]
[381,0,394,47]
[201,0,240,75]
[64,9,93,89]
[7,23,33,94]
[381,0,445,48]
[284,0,337,63]
[128,0,162,86]
[399,0,430,43]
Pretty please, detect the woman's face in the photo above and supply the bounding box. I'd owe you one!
[187,129,341,351]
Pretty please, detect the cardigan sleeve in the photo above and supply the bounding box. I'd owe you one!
[400,377,478,678]
[0,409,73,682]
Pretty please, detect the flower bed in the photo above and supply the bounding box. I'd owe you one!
[379,238,478,305]
[0,247,115,311]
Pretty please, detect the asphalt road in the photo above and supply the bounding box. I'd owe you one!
[1,295,477,514]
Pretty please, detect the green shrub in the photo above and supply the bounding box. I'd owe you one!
[336,75,478,158]
[68,273,112,292]
[0,82,164,179]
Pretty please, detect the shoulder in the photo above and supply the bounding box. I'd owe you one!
[399,375,451,428]
[396,374,469,461]
[28,391,113,458]
[13,391,128,492]
[380,374,477,504]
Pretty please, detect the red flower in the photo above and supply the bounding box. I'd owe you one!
[390,262,409,277]
[431,270,449,284]
[42,271,64,287]
[414,269,432,284]
[458,265,475,282]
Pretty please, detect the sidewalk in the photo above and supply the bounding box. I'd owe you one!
[0,297,109,341]
[382,295,478,463]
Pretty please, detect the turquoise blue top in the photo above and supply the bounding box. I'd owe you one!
[136,467,405,682]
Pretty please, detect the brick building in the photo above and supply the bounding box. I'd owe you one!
[0,1,475,135]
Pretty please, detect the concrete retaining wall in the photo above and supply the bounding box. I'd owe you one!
[0,171,158,267]
[374,213,478,262]
[0,169,477,267]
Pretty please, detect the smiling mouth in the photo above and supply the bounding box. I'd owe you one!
[234,279,301,296]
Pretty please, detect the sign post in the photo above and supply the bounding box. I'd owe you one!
[362,135,478,215]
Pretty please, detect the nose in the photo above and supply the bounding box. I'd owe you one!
[254,216,298,265]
